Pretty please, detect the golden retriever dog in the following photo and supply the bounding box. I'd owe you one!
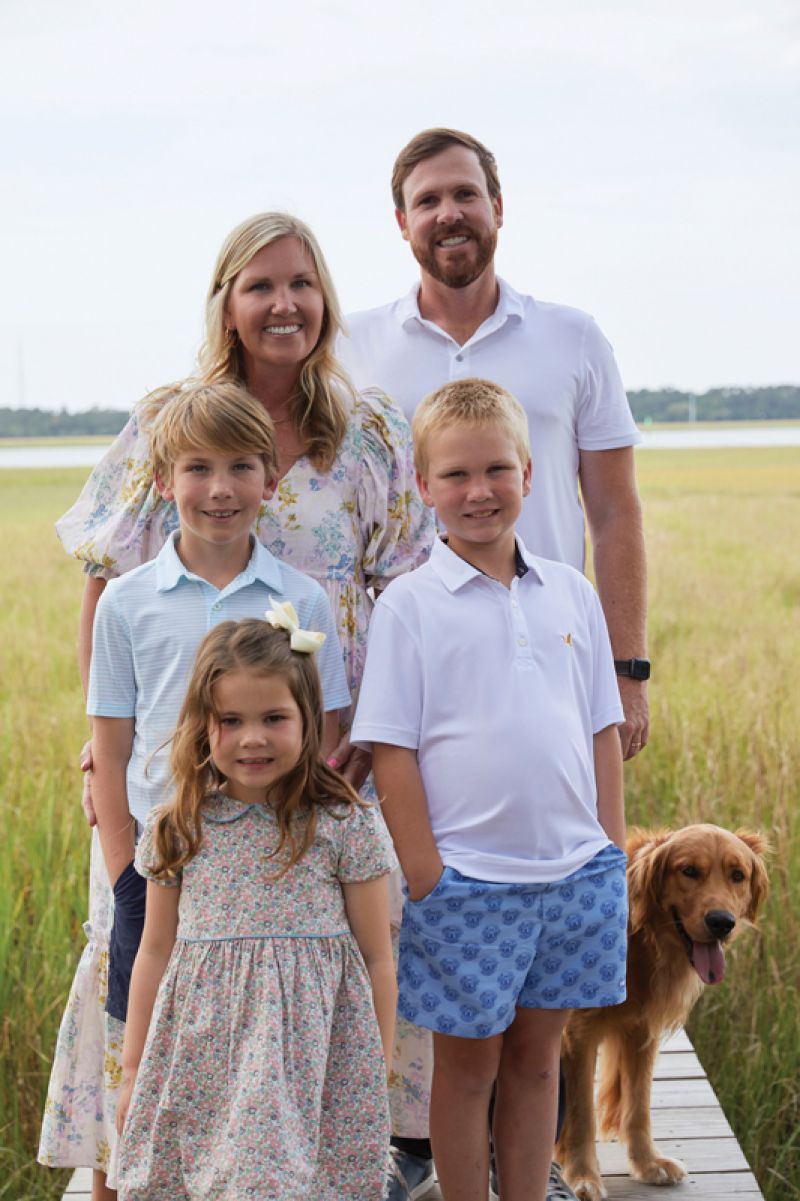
[556,824,768,1201]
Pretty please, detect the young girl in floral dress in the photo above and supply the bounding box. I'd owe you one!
[115,613,397,1201]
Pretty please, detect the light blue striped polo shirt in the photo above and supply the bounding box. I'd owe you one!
[87,532,350,824]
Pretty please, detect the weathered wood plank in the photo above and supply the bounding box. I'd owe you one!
[603,1174,763,1198]
[63,1168,92,1195]
[597,1136,748,1174]
[659,1028,693,1053]
[423,1170,763,1201]
[649,1076,718,1107]
[651,1050,706,1078]
[649,1106,734,1139]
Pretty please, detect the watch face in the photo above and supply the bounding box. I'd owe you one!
[615,658,651,680]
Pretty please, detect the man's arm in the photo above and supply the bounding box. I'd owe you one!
[373,744,443,902]
[579,446,648,761]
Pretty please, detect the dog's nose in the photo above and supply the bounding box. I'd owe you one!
[705,910,736,938]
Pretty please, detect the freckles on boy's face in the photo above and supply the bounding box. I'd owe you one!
[416,423,532,549]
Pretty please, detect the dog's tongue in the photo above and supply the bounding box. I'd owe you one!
[692,940,726,985]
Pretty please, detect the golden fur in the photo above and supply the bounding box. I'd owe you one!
[557,824,769,1201]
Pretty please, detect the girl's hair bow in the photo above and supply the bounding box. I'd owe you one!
[265,597,327,654]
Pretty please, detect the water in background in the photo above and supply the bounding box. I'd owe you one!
[2,426,800,469]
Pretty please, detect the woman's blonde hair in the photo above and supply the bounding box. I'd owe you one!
[149,619,362,881]
[148,378,278,485]
[197,212,355,472]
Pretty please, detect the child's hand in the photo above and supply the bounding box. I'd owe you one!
[116,1069,137,1135]
[407,860,445,903]
[327,732,372,790]
[79,739,97,826]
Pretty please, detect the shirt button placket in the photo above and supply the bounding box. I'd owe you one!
[510,578,530,658]
[450,348,468,379]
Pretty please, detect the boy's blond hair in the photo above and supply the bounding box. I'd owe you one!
[149,379,278,485]
[412,378,530,476]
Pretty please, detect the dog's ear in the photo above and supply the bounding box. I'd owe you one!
[734,829,770,922]
[627,831,673,935]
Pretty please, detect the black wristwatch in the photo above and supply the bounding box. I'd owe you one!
[614,658,651,681]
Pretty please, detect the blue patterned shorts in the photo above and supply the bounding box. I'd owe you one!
[398,844,628,1039]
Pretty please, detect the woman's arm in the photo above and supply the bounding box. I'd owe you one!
[594,724,625,850]
[373,743,442,901]
[342,875,396,1073]
[116,880,179,1133]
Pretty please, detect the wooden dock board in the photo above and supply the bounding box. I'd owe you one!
[60,1030,763,1199]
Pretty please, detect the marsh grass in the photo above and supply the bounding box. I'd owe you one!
[1,452,798,1200]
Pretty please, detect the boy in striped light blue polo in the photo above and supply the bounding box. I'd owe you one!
[88,380,350,1029]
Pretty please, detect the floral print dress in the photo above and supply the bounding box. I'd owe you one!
[118,794,397,1201]
[38,388,433,1171]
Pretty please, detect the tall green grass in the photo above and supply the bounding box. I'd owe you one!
[622,447,800,1198]
[1,451,798,1199]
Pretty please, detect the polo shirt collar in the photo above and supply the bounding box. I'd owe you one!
[155,531,284,593]
[428,534,543,593]
[397,276,524,333]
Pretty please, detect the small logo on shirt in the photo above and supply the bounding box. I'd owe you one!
[562,633,573,647]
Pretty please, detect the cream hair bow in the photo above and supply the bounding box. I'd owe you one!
[265,597,326,654]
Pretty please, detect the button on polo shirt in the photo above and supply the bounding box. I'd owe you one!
[88,532,350,825]
[339,279,641,570]
[352,538,623,883]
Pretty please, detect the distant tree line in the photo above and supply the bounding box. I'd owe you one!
[628,386,800,424]
[1,387,799,436]
[0,407,130,437]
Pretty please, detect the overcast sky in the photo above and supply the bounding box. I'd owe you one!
[1,0,798,411]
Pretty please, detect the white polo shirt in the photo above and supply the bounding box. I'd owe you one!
[88,532,351,824]
[351,537,623,883]
[339,279,641,570]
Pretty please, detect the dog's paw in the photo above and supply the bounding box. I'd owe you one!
[630,1155,687,1186]
[567,1174,607,1201]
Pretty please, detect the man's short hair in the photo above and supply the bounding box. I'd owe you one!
[392,128,501,211]
[149,379,278,485]
[412,378,530,476]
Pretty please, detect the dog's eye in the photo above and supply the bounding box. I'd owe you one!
[680,865,701,879]
[731,869,746,883]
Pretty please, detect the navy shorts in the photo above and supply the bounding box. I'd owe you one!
[398,843,628,1039]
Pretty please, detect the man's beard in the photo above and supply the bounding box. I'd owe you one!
[410,224,497,289]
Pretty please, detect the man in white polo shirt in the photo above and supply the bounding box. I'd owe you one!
[339,127,648,761]
[339,128,648,1201]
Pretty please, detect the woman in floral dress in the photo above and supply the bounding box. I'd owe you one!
[38,212,434,1198]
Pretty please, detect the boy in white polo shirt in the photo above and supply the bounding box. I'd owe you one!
[352,379,626,1201]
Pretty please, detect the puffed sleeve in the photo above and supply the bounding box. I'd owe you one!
[356,390,435,592]
[134,806,182,887]
[337,801,398,883]
[55,408,179,579]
